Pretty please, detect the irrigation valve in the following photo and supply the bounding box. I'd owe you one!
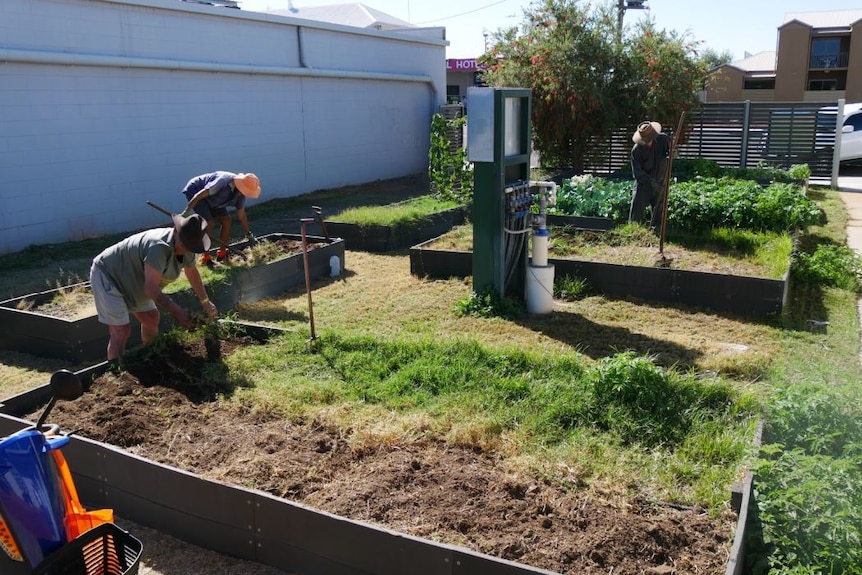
[530,181,557,267]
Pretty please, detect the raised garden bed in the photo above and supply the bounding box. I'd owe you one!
[0,233,343,362]
[411,232,790,316]
[203,232,344,310]
[0,321,751,575]
[545,214,615,231]
[324,206,468,252]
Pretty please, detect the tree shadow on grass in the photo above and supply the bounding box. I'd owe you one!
[514,307,705,369]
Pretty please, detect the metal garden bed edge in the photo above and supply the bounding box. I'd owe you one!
[409,239,789,316]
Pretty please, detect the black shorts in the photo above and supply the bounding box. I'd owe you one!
[183,191,229,220]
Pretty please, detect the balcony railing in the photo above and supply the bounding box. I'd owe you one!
[809,52,849,69]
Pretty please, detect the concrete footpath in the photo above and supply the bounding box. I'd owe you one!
[835,169,862,361]
[838,173,862,251]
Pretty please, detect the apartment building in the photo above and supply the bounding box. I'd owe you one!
[706,9,862,103]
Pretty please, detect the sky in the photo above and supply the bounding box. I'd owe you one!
[234,0,862,61]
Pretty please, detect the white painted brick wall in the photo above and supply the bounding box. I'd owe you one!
[0,0,446,254]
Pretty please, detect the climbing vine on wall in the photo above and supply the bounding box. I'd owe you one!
[428,113,473,205]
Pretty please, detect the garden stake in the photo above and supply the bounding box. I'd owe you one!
[651,110,687,263]
[300,217,317,342]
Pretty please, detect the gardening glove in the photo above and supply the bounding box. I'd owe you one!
[246,232,258,245]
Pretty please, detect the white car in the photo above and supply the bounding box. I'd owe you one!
[839,102,862,163]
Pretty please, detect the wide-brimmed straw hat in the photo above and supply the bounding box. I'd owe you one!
[172,213,211,254]
[234,173,261,199]
[632,121,662,144]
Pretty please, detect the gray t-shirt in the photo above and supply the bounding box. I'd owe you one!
[93,227,195,310]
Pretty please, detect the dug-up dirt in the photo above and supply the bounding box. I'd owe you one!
[30,336,733,575]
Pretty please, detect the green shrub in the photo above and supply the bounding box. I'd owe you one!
[673,157,724,180]
[753,447,862,575]
[724,162,810,183]
[764,383,862,457]
[787,164,812,181]
[791,244,862,292]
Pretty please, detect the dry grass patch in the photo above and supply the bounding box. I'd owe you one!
[0,350,74,397]
[236,250,776,378]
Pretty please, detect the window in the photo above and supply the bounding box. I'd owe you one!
[810,37,845,68]
[744,78,775,90]
[808,78,837,91]
[846,114,862,132]
[811,37,840,56]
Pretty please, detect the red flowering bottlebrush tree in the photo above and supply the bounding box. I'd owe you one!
[628,20,707,141]
[479,0,706,169]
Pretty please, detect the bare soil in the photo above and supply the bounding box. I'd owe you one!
[13,239,321,321]
[32,336,734,575]
[17,287,96,321]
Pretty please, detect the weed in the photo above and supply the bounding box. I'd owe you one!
[586,352,745,447]
[554,274,590,301]
[453,287,524,319]
[243,239,285,266]
[791,243,862,292]
[752,447,862,575]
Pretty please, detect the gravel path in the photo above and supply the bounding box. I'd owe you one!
[116,518,291,575]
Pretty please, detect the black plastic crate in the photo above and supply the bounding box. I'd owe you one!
[34,523,142,575]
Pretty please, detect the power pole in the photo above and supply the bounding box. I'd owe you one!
[617,0,647,38]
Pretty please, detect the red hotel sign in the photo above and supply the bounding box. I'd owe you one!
[446,58,480,71]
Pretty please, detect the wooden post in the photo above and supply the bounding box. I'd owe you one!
[300,218,316,341]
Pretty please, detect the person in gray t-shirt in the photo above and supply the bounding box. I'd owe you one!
[89,214,218,361]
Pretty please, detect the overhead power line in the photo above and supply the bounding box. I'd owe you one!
[414,0,511,25]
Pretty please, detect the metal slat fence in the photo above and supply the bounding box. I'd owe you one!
[580,101,839,178]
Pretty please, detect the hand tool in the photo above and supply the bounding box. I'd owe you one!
[311,206,331,241]
[146,201,247,260]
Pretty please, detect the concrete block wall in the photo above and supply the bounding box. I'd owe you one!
[0,0,446,254]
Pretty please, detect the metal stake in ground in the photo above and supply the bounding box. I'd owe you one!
[311,206,330,241]
[300,217,317,341]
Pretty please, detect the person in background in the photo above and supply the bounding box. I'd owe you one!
[89,213,218,361]
[180,171,262,267]
[628,121,670,226]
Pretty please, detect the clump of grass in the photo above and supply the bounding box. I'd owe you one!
[586,352,752,447]
[242,239,286,266]
[554,274,590,301]
[329,196,460,227]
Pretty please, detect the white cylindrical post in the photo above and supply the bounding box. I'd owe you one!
[525,264,555,314]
